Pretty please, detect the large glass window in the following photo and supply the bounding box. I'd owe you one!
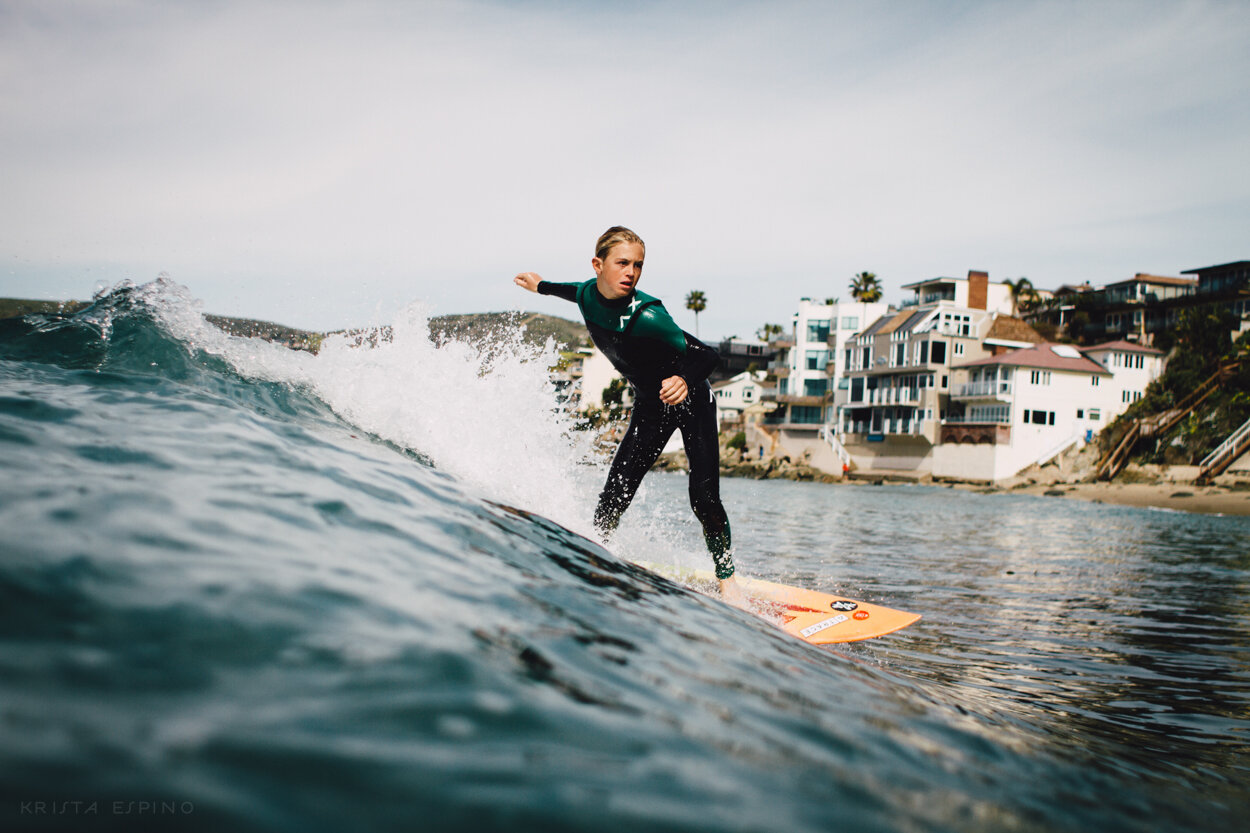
[804,378,829,396]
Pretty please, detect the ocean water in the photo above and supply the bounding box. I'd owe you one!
[1,280,1247,832]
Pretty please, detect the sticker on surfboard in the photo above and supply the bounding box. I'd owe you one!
[637,561,920,645]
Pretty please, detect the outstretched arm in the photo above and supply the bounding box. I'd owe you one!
[513,272,542,293]
[513,272,579,303]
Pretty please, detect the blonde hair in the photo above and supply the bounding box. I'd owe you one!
[594,226,645,261]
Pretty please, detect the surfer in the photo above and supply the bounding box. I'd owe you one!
[514,226,743,602]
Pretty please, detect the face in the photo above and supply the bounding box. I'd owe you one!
[591,241,644,300]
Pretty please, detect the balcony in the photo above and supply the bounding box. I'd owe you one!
[775,394,830,406]
[841,417,926,436]
[940,421,1011,445]
[845,387,921,407]
[952,380,1012,399]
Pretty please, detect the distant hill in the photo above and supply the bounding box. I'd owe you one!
[1,297,587,355]
[427,311,589,352]
[0,298,90,318]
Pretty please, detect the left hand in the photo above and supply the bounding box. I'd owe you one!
[659,375,688,405]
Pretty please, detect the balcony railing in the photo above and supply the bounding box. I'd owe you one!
[841,418,926,436]
[941,414,1010,425]
[845,387,922,406]
[952,380,1012,398]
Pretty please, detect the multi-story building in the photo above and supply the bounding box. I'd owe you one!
[766,297,889,464]
[1181,260,1250,323]
[837,271,1037,474]
[1091,274,1196,342]
[933,339,1166,482]
[713,336,778,383]
[934,343,1115,482]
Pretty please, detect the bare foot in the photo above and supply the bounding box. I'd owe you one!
[718,576,751,610]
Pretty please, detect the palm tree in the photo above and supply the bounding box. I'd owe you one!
[757,322,784,342]
[685,290,707,337]
[850,271,883,303]
[1005,277,1037,316]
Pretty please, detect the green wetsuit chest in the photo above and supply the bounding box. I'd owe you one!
[574,279,687,355]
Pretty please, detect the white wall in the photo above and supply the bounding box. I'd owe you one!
[578,348,623,410]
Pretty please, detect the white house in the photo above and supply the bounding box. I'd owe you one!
[1079,340,1167,410]
[712,370,767,426]
[934,343,1117,482]
[558,347,626,411]
[769,297,889,466]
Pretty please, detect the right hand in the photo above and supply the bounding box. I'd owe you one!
[514,272,543,293]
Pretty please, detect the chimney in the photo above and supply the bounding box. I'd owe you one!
[967,270,988,310]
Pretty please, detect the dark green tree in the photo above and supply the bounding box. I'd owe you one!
[850,272,882,303]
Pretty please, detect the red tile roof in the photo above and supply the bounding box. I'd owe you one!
[1080,339,1165,355]
[955,343,1110,374]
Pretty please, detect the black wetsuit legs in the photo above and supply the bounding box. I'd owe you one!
[593,384,734,579]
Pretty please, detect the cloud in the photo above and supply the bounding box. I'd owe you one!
[1,0,1247,338]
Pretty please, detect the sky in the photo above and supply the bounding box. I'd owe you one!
[2,0,1248,342]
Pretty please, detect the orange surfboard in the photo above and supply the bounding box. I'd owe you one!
[638,562,921,645]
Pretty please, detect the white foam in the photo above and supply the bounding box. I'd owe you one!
[138,278,606,541]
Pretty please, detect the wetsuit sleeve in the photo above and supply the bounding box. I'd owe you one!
[676,332,721,388]
[537,281,579,303]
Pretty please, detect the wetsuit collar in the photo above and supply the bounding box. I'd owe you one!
[577,279,662,334]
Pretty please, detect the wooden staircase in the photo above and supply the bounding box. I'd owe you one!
[1094,360,1240,481]
[1195,415,1250,484]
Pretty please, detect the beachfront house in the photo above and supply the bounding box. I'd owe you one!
[933,339,1168,483]
[765,297,889,467]
[934,344,1113,482]
[712,370,768,429]
[837,271,1033,475]
[1079,340,1166,409]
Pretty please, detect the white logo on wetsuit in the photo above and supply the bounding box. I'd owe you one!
[620,296,643,329]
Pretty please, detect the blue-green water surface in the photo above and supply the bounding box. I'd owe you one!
[1,283,1247,832]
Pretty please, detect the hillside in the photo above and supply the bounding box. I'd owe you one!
[1,297,587,355]
[1100,305,1250,469]
[427,311,589,351]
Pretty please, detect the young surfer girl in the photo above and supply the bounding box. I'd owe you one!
[514,226,742,600]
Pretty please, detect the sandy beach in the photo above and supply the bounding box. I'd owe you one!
[1008,480,1250,516]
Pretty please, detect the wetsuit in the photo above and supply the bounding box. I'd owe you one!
[538,279,734,579]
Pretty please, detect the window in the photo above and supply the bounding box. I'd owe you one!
[804,378,828,396]
[805,350,828,370]
[807,321,830,341]
[1123,390,1142,403]
[743,389,754,401]
[918,341,930,364]
[941,312,972,336]
[893,343,906,366]
[1091,375,1100,386]
[1076,409,1084,418]
[1030,370,1051,385]
[1025,409,1056,425]
[1089,408,1101,421]
[954,342,965,356]
[842,316,859,331]
[930,341,947,364]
